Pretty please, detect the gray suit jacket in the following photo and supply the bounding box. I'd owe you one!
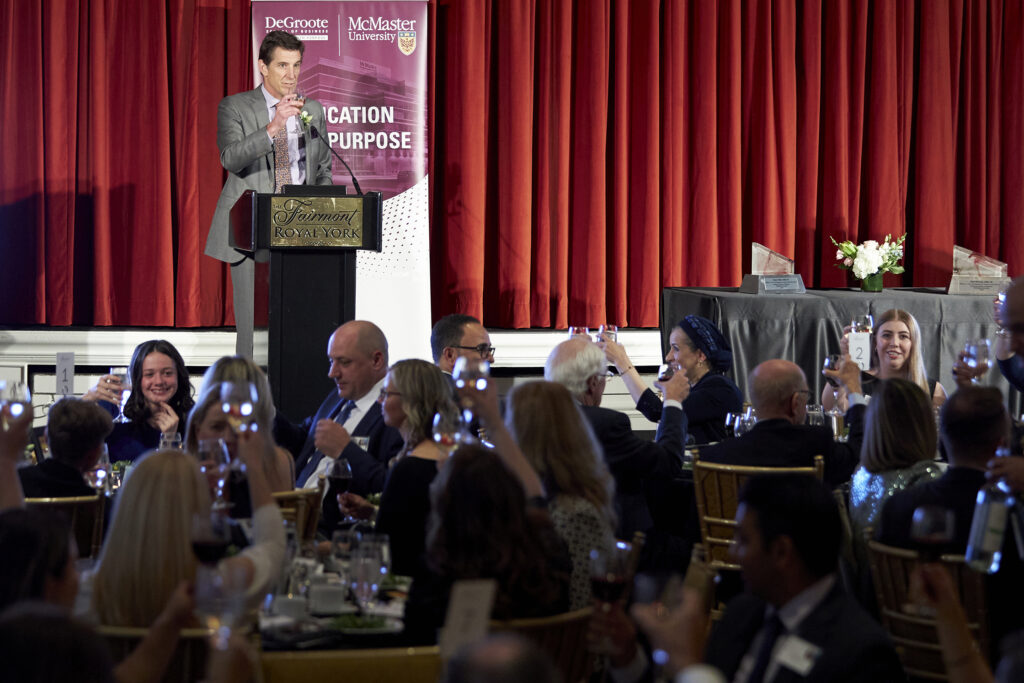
[206,87,334,262]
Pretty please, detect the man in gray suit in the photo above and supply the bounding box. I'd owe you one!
[207,30,333,356]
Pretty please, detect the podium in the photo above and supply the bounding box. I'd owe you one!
[229,186,382,419]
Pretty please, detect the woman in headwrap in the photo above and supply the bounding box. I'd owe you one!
[600,315,743,444]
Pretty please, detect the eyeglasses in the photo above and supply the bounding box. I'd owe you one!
[453,344,496,358]
[378,388,402,401]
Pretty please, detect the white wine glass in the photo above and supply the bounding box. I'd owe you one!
[109,367,131,423]
[432,408,467,456]
[452,356,490,426]
[962,338,991,383]
[196,438,231,509]
[219,381,258,433]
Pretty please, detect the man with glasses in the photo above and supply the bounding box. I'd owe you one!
[430,314,496,375]
[700,359,865,488]
[545,337,689,544]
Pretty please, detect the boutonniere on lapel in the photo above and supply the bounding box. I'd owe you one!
[299,110,313,128]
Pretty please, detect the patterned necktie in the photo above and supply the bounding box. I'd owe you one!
[296,399,356,486]
[273,111,291,193]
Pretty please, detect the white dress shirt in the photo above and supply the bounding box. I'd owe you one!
[261,85,306,185]
[301,377,387,489]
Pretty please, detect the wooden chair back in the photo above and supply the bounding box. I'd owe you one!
[97,625,212,683]
[866,540,989,681]
[25,494,106,558]
[272,477,325,543]
[490,607,594,683]
[262,646,442,683]
[692,455,824,571]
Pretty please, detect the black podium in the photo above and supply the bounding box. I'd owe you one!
[229,187,382,420]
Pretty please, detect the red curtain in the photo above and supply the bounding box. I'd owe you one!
[2,1,1023,329]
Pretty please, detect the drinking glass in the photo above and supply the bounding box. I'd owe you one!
[589,541,633,655]
[194,563,247,650]
[962,338,992,383]
[568,326,591,339]
[724,412,738,438]
[328,458,357,523]
[910,505,954,563]
[598,324,618,343]
[84,467,108,492]
[219,381,258,433]
[196,438,231,509]
[109,367,131,423]
[159,432,183,450]
[191,511,232,567]
[657,364,675,382]
[432,408,467,456]
[0,380,32,434]
[350,546,383,613]
[331,528,356,581]
[452,356,490,425]
[359,533,392,578]
[851,314,874,333]
[734,412,757,437]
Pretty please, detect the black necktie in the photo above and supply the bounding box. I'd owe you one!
[297,399,356,485]
[746,613,784,683]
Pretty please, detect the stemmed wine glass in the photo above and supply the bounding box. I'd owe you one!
[196,438,231,510]
[328,457,357,523]
[350,545,384,613]
[962,338,992,384]
[109,367,131,424]
[851,314,874,333]
[452,356,490,425]
[194,562,246,650]
[219,381,258,433]
[0,380,32,463]
[159,432,183,450]
[191,511,232,567]
[568,326,591,339]
[589,541,633,658]
[910,505,955,564]
[432,408,467,456]
[597,324,618,343]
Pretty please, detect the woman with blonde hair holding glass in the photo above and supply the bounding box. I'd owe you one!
[823,308,946,412]
[505,380,615,609]
[184,356,294,493]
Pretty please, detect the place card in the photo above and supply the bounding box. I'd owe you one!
[439,578,497,660]
[56,352,74,396]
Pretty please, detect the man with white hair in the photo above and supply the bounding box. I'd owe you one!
[545,337,689,540]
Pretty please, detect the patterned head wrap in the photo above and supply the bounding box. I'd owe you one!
[677,315,733,373]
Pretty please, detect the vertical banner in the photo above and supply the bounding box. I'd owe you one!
[252,1,431,362]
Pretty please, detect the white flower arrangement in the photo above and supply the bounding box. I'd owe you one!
[830,234,906,280]
[299,110,312,127]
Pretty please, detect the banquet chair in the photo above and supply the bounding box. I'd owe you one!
[25,494,105,558]
[866,540,989,681]
[272,476,325,543]
[489,607,594,683]
[97,625,213,683]
[261,646,442,683]
[692,455,825,572]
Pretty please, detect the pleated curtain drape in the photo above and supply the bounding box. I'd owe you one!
[2,0,1022,329]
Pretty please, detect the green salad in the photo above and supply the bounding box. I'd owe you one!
[329,614,389,630]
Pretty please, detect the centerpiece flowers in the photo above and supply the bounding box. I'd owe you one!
[830,234,906,292]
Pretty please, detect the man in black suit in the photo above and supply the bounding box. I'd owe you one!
[18,398,110,498]
[636,474,903,682]
[431,314,495,376]
[545,337,689,540]
[699,359,865,488]
[277,321,403,527]
[877,385,1023,648]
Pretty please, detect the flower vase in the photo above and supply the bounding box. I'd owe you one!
[860,272,884,292]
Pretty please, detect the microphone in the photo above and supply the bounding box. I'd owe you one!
[309,125,363,196]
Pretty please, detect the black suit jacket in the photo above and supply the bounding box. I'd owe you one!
[279,390,403,496]
[18,459,95,499]
[698,405,866,488]
[705,581,905,683]
[580,403,687,538]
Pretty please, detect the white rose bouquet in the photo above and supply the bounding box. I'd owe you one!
[830,234,906,281]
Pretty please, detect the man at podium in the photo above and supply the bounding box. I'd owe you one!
[206,30,333,356]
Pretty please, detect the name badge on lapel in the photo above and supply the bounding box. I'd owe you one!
[776,634,822,676]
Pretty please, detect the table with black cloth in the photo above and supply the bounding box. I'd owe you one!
[660,287,1021,415]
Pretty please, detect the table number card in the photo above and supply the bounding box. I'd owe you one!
[56,352,74,396]
[848,332,872,372]
[439,578,497,660]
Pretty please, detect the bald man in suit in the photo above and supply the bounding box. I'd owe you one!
[207,30,333,356]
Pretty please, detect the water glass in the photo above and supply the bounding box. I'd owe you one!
[159,432,183,450]
[350,547,383,612]
[219,381,258,433]
[0,380,32,435]
[196,438,231,508]
[805,404,825,426]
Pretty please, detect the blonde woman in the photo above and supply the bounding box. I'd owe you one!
[185,356,294,493]
[340,359,458,575]
[505,380,616,609]
[86,437,284,627]
[823,309,947,412]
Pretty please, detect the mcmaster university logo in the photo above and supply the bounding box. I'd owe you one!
[398,30,416,55]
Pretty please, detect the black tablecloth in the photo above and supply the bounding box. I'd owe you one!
[660,287,1020,414]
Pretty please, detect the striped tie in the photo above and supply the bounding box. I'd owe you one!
[273,115,291,193]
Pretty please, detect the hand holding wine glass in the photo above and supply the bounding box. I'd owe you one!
[109,367,131,423]
[196,438,231,508]
[959,338,991,385]
[191,511,232,566]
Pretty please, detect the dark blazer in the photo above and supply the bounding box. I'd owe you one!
[636,373,744,444]
[580,403,687,538]
[698,404,866,487]
[18,459,95,499]
[280,390,403,496]
[705,581,905,683]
